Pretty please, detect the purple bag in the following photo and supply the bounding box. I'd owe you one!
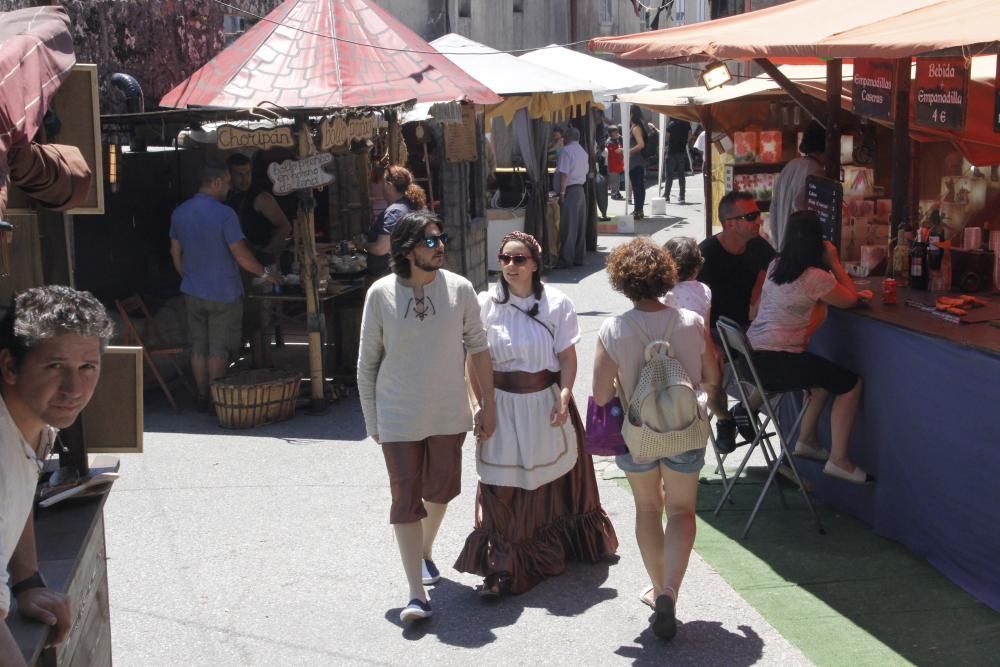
[584,396,628,456]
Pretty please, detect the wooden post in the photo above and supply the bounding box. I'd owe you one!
[825,59,842,181]
[890,58,912,239]
[387,109,401,165]
[295,119,327,411]
[702,113,714,240]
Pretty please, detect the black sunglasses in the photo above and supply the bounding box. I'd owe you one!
[421,233,450,249]
[497,253,530,266]
[728,210,762,222]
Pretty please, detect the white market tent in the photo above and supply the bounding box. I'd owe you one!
[519,44,666,101]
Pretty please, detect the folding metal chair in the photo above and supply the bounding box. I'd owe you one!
[115,295,192,413]
[713,316,825,539]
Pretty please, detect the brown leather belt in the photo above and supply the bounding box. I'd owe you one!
[493,370,559,394]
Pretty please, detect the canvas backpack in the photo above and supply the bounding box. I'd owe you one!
[619,310,710,461]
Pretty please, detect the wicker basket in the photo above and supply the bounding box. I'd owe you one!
[210,369,301,429]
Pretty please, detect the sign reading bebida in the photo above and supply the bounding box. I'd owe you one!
[912,58,969,131]
[852,59,894,120]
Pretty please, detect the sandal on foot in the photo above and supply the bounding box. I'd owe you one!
[823,460,874,484]
[651,593,677,640]
[793,441,829,461]
[639,586,656,610]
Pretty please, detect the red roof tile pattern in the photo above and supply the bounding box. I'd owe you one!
[160,0,501,110]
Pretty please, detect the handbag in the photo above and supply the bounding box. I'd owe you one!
[584,395,628,456]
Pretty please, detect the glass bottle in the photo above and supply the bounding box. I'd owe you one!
[892,228,910,286]
[909,228,929,290]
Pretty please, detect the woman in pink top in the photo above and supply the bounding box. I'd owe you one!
[746,211,874,484]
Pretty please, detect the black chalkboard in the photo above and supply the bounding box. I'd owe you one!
[806,174,844,246]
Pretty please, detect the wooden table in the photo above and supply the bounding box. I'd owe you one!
[6,492,112,666]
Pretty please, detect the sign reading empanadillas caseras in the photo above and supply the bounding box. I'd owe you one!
[912,57,969,131]
[852,59,894,120]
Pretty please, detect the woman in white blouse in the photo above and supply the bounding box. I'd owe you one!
[456,231,618,597]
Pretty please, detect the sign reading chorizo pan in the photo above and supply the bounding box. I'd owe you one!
[216,125,295,149]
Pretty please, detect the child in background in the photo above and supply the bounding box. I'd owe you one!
[607,125,625,200]
[663,237,738,453]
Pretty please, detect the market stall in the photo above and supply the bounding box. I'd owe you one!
[591,0,1000,612]
[154,0,499,410]
[430,33,597,263]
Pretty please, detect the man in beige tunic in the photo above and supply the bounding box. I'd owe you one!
[357,210,496,623]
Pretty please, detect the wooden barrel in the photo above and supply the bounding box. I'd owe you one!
[210,369,301,429]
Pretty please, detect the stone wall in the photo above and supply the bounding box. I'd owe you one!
[0,0,281,113]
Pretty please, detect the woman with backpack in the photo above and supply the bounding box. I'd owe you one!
[628,106,649,220]
[591,237,720,640]
[456,231,618,598]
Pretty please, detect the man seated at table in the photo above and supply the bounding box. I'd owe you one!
[697,192,776,452]
[1,286,114,666]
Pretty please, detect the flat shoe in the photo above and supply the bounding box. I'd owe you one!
[793,441,829,461]
[399,598,432,622]
[651,594,677,640]
[421,559,440,585]
[731,402,757,444]
[823,461,874,484]
[639,586,655,610]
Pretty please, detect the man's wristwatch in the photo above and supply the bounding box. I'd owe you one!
[11,571,47,597]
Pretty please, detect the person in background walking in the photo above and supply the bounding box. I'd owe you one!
[555,127,588,269]
[664,117,692,204]
[455,231,618,597]
[357,211,496,623]
[628,107,648,220]
[592,238,718,640]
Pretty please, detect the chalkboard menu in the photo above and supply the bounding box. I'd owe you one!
[995,57,1000,133]
[806,174,844,246]
[913,57,969,131]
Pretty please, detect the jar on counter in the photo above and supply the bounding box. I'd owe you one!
[882,278,897,305]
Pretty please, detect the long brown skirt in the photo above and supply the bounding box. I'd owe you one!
[453,399,619,594]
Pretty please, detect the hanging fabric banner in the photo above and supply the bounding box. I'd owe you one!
[852,58,894,120]
[912,58,969,131]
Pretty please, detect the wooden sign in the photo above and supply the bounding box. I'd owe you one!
[267,153,334,195]
[912,58,969,131]
[852,58,894,120]
[217,124,294,150]
[319,115,376,151]
[806,174,844,247]
[444,105,478,163]
[82,346,143,453]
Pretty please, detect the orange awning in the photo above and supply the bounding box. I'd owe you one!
[588,0,945,63]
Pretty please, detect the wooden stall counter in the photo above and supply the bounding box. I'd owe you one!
[842,277,1000,356]
[6,491,112,667]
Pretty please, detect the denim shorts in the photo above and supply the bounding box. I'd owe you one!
[615,447,706,475]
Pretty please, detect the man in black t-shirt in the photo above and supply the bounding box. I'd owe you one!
[698,191,776,330]
[664,118,692,203]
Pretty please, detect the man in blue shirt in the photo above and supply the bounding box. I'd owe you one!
[169,163,280,409]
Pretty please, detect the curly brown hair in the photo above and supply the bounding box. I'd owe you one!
[606,237,677,302]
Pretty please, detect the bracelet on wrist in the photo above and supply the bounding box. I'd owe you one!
[11,571,46,597]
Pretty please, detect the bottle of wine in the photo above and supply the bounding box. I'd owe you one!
[892,228,910,285]
[909,228,929,290]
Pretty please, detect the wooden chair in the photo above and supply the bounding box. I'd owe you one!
[115,295,191,413]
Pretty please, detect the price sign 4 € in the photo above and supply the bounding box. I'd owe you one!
[267,154,335,196]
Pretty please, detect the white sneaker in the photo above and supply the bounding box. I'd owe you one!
[421,559,441,585]
[399,598,432,622]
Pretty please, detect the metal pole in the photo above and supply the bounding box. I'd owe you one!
[621,101,631,216]
[703,114,714,240]
[657,113,666,197]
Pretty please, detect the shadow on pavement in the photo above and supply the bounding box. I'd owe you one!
[382,561,618,647]
[614,621,763,666]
